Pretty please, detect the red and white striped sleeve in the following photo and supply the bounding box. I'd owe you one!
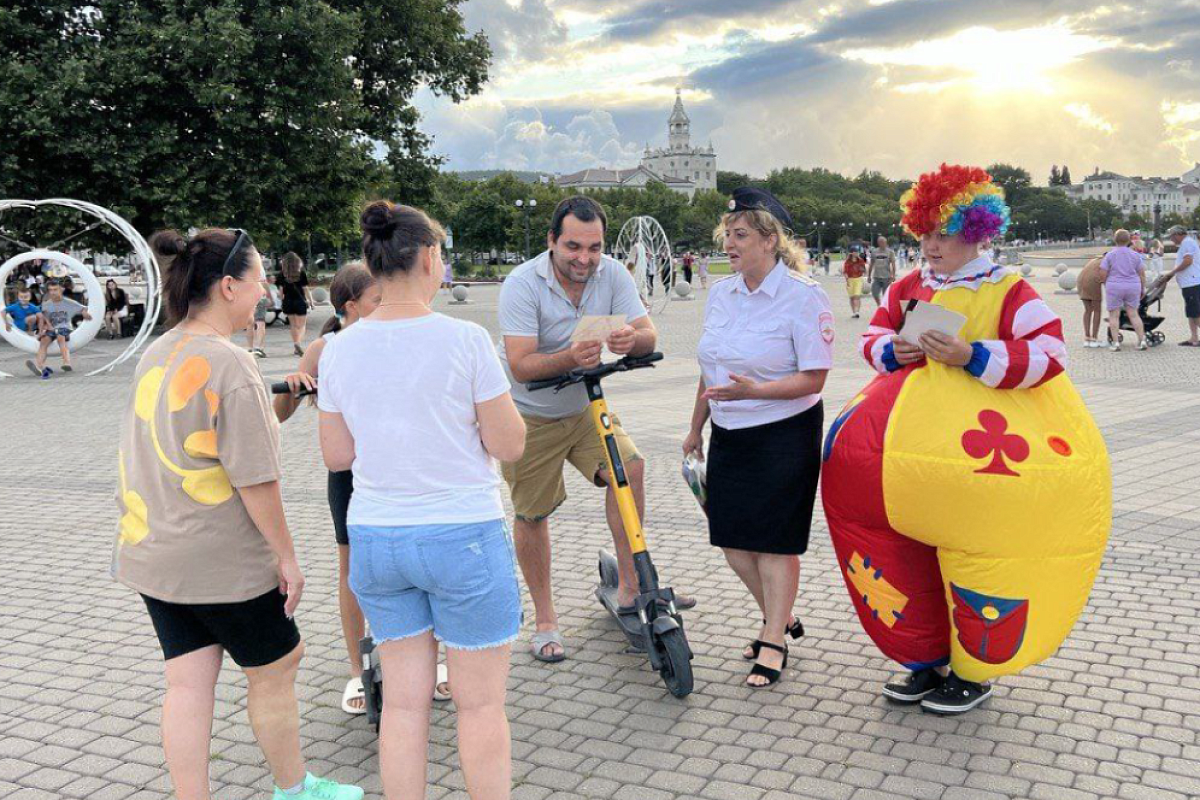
[860,273,924,374]
[963,280,1067,389]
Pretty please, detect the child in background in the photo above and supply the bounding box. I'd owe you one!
[4,288,41,335]
[28,280,90,378]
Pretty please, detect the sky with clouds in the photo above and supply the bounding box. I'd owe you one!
[417,0,1200,183]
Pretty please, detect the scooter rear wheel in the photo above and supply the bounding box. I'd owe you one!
[655,627,694,698]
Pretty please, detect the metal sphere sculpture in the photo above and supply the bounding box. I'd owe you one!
[614,216,673,315]
[0,199,160,376]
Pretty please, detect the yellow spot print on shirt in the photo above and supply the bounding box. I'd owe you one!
[169,356,211,412]
[135,367,165,421]
[205,389,220,418]
[184,429,219,460]
[117,451,150,546]
[182,466,234,505]
[120,490,150,545]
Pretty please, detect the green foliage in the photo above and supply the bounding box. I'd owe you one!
[986,163,1033,205]
[0,0,488,250]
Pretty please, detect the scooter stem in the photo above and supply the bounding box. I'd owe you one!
[586,377,647,555]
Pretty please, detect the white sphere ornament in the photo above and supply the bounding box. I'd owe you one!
[673,281,693,299]
[0,250,104,356]
[1054,263,1068,275]
[310,287,330,305]
[1021,264,1033,277]
[0,198,160,376]
[1058,270,1078,291]
[451,284,470,302]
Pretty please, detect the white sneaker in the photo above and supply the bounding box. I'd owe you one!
[1110,344,1121,352]
[1137,341,1148,351]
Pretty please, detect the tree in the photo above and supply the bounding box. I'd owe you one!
[1050,165,1061,186]
[1060,165,1073,186]
[986,163,1033,205]
[716,171,756,195]
[0,0,489,248]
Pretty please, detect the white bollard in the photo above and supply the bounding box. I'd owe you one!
[1021,264,1033,277]
[1054,263,1068,275]
[1058,270,1078,292]
[451,284,470,304]
[672,282,694,300]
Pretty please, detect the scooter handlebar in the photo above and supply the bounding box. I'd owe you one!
[526,352,664,392]
[271,381,317,398]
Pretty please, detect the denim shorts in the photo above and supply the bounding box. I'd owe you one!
[348,518,522,650]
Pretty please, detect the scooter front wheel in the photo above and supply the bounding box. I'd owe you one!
[655,627,694,698]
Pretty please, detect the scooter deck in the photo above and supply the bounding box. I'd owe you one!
[595,584,649,652]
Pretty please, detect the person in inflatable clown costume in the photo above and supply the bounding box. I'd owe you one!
[821,164,1110,715]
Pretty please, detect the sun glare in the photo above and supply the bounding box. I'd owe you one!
[846,24,1110,94]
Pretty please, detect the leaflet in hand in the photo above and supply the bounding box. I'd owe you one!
[898,301,967,346]
[570,314,627,344]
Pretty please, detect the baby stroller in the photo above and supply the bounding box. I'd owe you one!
[1109,277,1167,347]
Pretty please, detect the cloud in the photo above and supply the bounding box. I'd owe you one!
[461,0,569,64]
[418,91,644,172]
[415,0,1200,180]
[1065,103,1115,135]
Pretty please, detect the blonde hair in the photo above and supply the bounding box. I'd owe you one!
[1114,228,1131,246]
[714,209,809,274]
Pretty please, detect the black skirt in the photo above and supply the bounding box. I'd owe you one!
[707,402,823,555]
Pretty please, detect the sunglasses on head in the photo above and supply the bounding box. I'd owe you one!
[221,228,254,276]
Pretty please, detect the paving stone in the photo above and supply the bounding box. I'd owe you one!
[4,281,1200,799]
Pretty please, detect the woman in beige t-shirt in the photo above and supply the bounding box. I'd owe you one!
[113,229,362,800]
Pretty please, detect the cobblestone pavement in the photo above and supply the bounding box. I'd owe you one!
[1,269,1198,800]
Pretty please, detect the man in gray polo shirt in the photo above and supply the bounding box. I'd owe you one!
[499,196,694,662]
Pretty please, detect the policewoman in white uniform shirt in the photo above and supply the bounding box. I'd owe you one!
[683,188,834,688]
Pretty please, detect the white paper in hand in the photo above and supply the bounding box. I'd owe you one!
[898,301,967,346]
[570,314,626,345]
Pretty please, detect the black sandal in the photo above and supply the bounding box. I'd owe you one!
[744,617,805,659]
[746,641,788,687]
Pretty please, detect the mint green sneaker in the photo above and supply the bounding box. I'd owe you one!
[272,772,365,800]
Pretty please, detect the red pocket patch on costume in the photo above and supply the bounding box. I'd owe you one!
[950,584,1029,665]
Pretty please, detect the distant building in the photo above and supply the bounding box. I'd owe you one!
[639,90,718,195]
[554,90,717,200]
[1068,166,1200,216]
[555,165,695,196]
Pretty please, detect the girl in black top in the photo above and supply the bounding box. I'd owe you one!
[277,252,312,356]
[104,279,128,339]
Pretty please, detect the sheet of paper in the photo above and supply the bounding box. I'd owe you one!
[570,314,627,344]
[898,301,967,346]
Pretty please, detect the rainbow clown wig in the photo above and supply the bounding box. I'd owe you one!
[900,164,1011,244]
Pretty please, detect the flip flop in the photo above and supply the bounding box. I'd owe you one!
[341,677,366,715]
[433,663,451,702]
[530,629,566,663]
[1179,341,1200,347]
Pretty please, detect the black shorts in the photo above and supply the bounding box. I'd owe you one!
[328,469,353,546]
[1183,285,1200,319]
[142,589,301,667]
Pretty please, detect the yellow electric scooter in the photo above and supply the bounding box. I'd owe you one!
[527,352,694,697]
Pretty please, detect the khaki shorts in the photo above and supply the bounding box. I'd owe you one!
[501,409,642,521]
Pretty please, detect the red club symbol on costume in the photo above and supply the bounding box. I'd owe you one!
[962,410,1029,477]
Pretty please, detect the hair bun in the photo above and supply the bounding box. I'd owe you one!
[148,229,189,259]
[361,201,398,240]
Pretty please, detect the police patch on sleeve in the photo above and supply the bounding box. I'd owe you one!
[819,311,835,344]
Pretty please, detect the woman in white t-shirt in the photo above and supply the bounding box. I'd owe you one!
[318,201,526,800]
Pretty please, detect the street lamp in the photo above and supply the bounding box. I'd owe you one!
[515,198,538,260]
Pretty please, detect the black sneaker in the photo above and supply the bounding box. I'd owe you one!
[920,672,993,715]
[882,668,944,703]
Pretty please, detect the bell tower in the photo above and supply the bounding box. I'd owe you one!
[668,88,690,152]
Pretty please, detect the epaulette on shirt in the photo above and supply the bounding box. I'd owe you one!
[787,271,820,287]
